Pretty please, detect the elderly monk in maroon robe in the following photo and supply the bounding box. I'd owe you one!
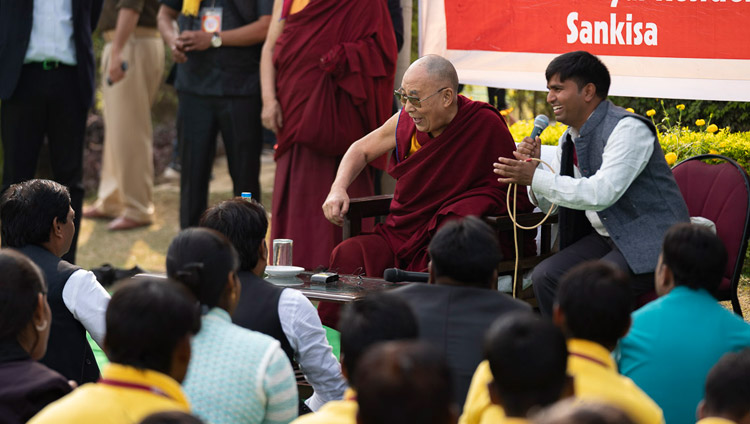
[260,0,397,271]
[321,55,533,326]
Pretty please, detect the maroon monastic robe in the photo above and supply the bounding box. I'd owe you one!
[270,0,397,270]
[332,95,534,272]
[321,96,535,326]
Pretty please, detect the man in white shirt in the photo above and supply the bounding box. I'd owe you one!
[0,179,110,384]
[494,50,689,316]
[199,197,347,413]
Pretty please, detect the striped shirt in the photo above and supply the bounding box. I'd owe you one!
[184,308,298,424]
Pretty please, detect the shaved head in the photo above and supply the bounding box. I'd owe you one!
[410,55,459,92]
[399,54,460,137]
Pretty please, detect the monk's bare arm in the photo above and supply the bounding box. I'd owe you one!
[260,0,285,133]
[322,112,400,226]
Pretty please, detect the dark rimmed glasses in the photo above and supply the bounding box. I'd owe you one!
[394,87,449,108]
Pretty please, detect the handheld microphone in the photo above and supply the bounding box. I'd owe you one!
[383,268,429,283]
[530,114,549,140]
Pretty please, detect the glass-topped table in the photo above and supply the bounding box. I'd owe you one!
[135,272,409,303]
[268,272,408,303]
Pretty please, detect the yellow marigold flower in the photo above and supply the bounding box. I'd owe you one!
[709,149,719,155]
[646,109,656,117]
[665,152,678,166]
[707,124,718,133]
[676,104,685,111]
[696,119,706,126]
[626,108,635,113]
[500,107,514,116]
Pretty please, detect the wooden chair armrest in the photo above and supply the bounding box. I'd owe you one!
[343,194,394,239]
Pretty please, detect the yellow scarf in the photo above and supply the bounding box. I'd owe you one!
[181,0,201,17]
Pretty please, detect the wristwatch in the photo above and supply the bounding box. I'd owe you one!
[211,32,222,48]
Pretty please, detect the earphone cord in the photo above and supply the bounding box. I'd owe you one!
[505,157,557,298]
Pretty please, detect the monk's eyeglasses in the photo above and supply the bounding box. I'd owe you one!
[394,87,449,108]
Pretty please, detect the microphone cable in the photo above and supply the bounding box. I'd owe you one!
[505,157,556,299]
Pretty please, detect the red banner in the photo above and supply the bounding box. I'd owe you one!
[445,0,750,60]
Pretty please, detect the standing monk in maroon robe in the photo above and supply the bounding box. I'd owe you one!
[260,0,397,271]
[321,55,533,326]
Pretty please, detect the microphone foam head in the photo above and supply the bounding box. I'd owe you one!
[383,268,399,282]
[534,114,550,130]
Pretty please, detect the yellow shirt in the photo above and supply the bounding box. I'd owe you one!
[291,388,357,424]
[460,340,665,424]
[290,0,311,15]
[29,363,190,424]
[696,418,737,424]
[408,132,422,157]
[501,418,532,424]
[567,339,664,424]
[459,360,504,424]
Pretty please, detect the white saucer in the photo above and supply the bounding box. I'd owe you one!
[265,265,305,278]
[267,276,304,287]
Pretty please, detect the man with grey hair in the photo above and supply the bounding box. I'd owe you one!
[320,55,531,327]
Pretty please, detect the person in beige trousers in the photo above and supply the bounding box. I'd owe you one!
[84,0,164,230]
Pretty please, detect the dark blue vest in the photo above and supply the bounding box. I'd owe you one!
[233,271,295,362]
[17,245,100,385]
[560,100,689,273]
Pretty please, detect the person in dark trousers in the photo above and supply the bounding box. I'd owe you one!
[157,0,272,228]
[0,0,103,264]
[494,50,689,316]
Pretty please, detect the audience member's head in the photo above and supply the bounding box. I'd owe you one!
[338,292,418,388]
[167,228,241,314]
[199,198,268,274]
[545,51,610,99]
[657,223,728,296]
[139,411,205,424]
[0,179,74,256]
[554,261,632,351]
[0,249,50,360]
[355,341,456,424]
[105,278,201,383]
[484,312,570,418]
[698,349,750,424]
[428,216,501,288]
[534,399,635,424]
